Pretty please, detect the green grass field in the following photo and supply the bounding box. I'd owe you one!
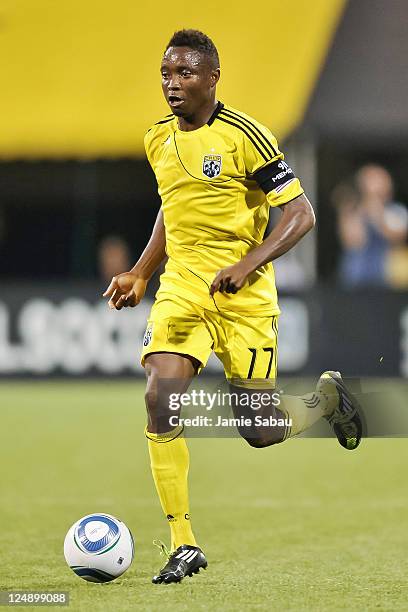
[1,381,407,611]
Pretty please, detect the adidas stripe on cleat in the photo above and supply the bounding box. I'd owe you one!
[152,543,207,584]
[318,371,363,450]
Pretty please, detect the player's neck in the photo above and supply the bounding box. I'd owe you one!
[177,100,219,132]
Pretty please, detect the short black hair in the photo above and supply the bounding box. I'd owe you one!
[165,29,220,69]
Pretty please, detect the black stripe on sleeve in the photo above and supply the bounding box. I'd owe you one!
[220,108,278,158]
[253,159,296,194]
[216,116,270,162]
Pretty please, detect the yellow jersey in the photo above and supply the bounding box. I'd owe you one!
[144,102,304,316]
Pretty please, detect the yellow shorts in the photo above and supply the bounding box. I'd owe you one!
[141,294,278,385]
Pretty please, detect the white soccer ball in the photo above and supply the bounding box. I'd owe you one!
[64,513,134,582]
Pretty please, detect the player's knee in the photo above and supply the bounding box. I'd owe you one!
[144,369,173,433]
[145,386,158,414]
[144,361,180,432]
[144,365,159,413]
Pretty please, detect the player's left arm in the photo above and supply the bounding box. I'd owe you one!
[210,194,315,295]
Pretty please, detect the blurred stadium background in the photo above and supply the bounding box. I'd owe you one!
[1,1,408,609]
[1,0,408,379]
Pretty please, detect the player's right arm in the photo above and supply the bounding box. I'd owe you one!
[103,121,171,310]
[102,208,166,310]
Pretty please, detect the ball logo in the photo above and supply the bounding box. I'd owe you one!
[203,154,222,178]
[75,514,120,554]
[85,521,109,541]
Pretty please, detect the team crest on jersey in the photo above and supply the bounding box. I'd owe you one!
[203,154,222,178]
[143,324,153,347]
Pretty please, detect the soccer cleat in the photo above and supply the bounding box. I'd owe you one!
[317,371,363,450]
[152,542,208,584]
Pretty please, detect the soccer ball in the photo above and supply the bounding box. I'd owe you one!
[64,513,134,583]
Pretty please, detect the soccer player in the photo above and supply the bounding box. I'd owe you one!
[103,30,362,584]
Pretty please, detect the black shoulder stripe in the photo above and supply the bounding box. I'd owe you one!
[221,109,278,157]
[154,117,174,125]
[216,116,270,162]
[219,110,273,160]
[207,101,224,126]
[220,108,278,158]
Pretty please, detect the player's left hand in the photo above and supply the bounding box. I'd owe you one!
[210,262,251,296]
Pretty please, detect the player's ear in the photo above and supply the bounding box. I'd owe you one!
[210,69,220,88]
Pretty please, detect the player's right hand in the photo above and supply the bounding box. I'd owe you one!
[102,273,147,310]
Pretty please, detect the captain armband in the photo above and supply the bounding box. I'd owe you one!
[253,159,297,195]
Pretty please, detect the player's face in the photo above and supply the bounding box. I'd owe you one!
[161,47,219,117]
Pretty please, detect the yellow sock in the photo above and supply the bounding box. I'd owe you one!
[146,426,197,550]
[280,388,338,439]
